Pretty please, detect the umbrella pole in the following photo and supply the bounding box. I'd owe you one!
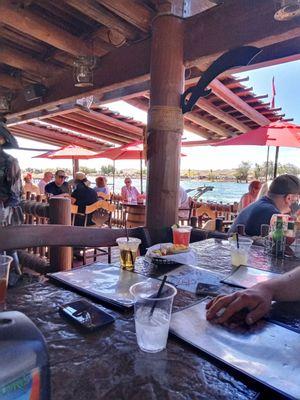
[72,158,79,179]
[113,160,115,194]
[140,154,143,194]
[265,146,270,181]
[274,146,279,179]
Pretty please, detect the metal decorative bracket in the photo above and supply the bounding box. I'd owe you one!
[181,46,262,114]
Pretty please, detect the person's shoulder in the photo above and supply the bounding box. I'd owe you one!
[45,181,54,189]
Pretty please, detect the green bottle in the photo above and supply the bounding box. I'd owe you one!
[272,216,284,255]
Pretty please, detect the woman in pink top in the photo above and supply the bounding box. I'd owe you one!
[121,177,140,203]
[238,180,262,211]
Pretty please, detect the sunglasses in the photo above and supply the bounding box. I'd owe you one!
[57,175,66,179]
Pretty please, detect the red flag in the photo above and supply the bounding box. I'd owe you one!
[271,76,276,109]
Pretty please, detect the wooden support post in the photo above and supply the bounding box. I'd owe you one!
[146,9,184,230]
[49,198,72,271]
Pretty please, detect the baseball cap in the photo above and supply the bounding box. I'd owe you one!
[74,172,86,181]
[269,174,300,195]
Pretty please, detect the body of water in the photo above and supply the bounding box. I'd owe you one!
[91,177,248,204]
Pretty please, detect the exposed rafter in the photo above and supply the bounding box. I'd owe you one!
[209,79,270,125]
[8,0,300,118]
[0,1,104,57]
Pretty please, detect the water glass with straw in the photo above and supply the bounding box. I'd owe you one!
[229,233,253,267]
[130,276,177,353]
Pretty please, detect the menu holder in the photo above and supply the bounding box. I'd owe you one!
[170,299,300,400]
[49,264,157,309]
[158,264,222,293]
[221,266,279,288]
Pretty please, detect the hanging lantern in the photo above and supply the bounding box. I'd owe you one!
[274,0,300,20]
[73,56,96,87]
[0,95,11,113]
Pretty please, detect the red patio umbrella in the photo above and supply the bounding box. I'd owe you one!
[34,145,98,177]
[93,141,186,193]
[213,122,300,178]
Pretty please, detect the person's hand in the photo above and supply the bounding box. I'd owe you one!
[206,285,273,326]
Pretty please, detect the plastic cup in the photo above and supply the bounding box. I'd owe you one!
[172,226,192,247]
[130,280,177,353]
[228,237,253,267]
[116,237,141,271]
[0,255,13,311]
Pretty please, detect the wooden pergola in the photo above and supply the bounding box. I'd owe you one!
[1,0,300,230]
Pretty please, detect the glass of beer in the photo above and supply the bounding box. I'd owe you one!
[0,255,13,311]
[116,237,141,271]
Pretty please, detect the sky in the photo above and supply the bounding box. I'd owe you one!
[6,59,300,172]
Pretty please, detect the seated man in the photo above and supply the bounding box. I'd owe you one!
[206,266,300,326]
[45,170,69,197]
[238,180,261,211]
[71,172,98,226]
[38,171,53,195]
[230,174,300,236]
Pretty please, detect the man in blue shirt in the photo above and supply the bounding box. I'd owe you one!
[230,174,300,236]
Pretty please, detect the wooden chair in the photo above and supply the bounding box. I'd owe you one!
[97,192,111,201]
[72,200,117,265]
[193,204,218,228]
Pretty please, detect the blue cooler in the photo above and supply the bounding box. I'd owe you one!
[0,311,50,399]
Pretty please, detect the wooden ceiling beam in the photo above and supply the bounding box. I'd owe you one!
[11,124,107,151]
[185,0,300,70]
[184,113,232,137]
[76,108,143,136]
[64,0,139,41]
[46,116,130,144]
[63,113,142,141]
[96,0,153,32]
[0,0,99,57]
[209,79,270,125]
[195,97,249,133]
[0,44,59,80]
[0,73,23,90]
[8,0,300,118]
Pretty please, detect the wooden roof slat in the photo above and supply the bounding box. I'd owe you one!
[209,79,270,126]
[11,123,108,151]
[46,116,129,145]
[0,0,98,57]
[64,0,140,41]
[185,112,232,137]
[76,108,144,136]
[96,0,153,33]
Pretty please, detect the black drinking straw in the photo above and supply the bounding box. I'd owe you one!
[149,275,168,317]
[236,232,240,249]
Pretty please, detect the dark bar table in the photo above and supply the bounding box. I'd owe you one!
[6,239,300,399]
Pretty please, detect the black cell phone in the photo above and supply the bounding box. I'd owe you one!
[195,282,221,297]
[59,299,115,332]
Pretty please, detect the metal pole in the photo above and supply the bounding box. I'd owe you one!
[274,146,279,178]
[140,153,143,193]
[113,160,115,193]
[265,146,270,181]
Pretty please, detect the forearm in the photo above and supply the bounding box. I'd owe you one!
[258,266,300,302]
